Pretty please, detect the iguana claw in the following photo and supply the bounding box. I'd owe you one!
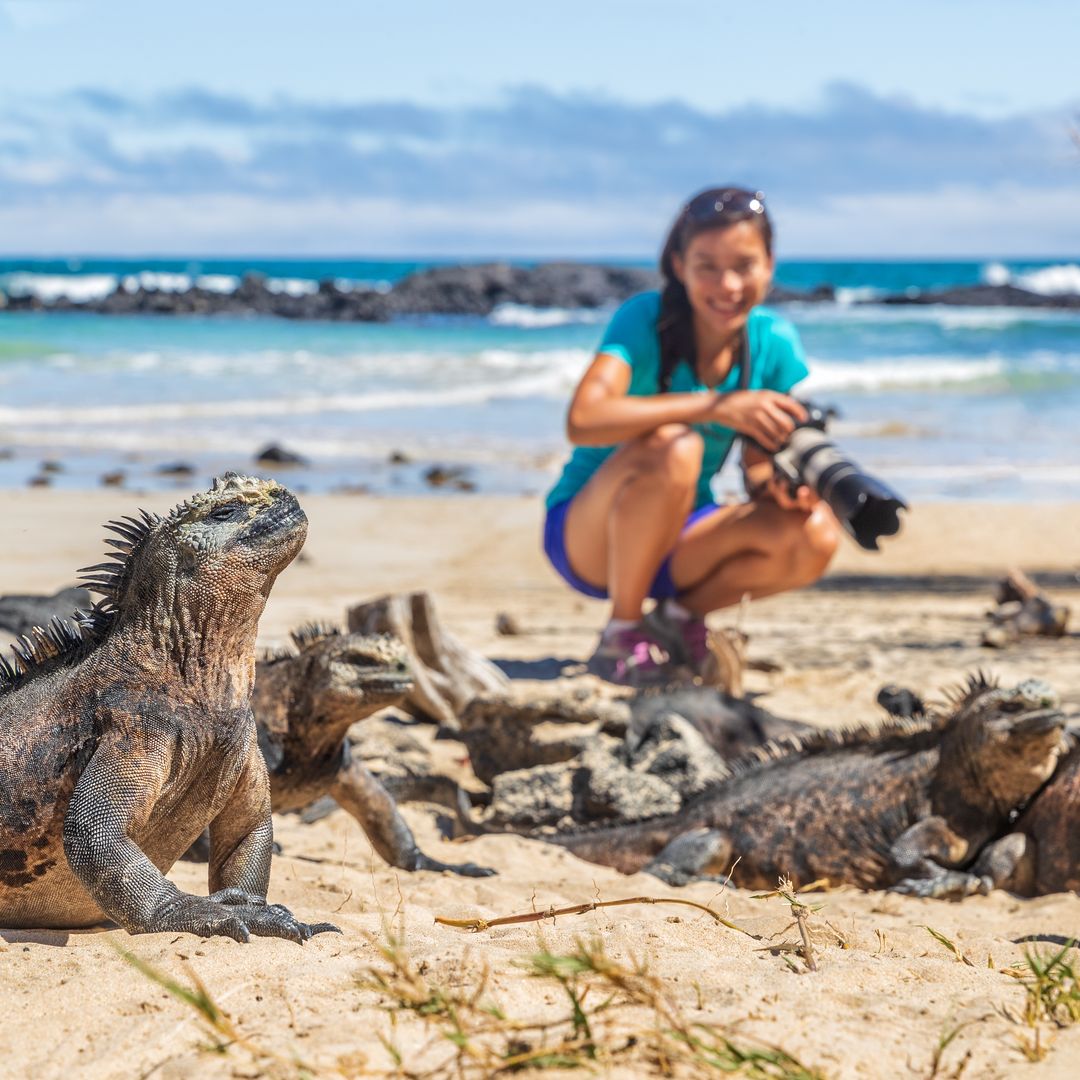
[165,894,341,943]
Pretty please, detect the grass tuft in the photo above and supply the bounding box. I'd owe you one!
[920,926,974,967]
[358,917,825,1077]
[115,946,318,1077]
[1002,939,1080,1061]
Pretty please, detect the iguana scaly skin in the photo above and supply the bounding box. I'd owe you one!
[0,475,336,942]
[510,676,1065,897]
[959,728,1080,896]
[251,624,493,877]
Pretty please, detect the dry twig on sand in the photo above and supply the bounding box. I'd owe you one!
[435,892,758,937]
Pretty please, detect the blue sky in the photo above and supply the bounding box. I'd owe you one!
[0,0,1077,256]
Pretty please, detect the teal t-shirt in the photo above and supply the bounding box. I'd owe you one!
[545,291,810,510]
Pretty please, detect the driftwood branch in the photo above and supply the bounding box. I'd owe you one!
[347,591,508,728]
[702,627,748,697]
[983,568,1070,648]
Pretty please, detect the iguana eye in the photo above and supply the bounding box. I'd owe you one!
[208,503,243,522]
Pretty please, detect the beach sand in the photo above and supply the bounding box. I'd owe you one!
[2,491,1079,1078]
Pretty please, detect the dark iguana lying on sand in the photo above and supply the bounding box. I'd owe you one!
[476,676,1065,897]
[928,719,1080,897]
[247,624,493,877]
[0,475,335,942]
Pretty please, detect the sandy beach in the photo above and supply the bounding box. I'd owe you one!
[2,490,1079,1078]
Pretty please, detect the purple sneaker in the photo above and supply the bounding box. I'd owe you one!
[644,602,711,674]
[586,624,672,687]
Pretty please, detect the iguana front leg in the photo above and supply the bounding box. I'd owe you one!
[887,817,988,900]
[203,742,339,941]
[331,757,494,877]
[64,740,334,942]
[967,832,1036,895]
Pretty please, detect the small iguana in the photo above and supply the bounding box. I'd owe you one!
[250,624,493,877]
[490,676,1065,897]
[0,475,336,942]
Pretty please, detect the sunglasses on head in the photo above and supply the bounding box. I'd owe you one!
[684,188,766,222]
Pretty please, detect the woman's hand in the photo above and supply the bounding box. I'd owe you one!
[709,390,807,452]
[742,439,818,511]
[765,471,820,512]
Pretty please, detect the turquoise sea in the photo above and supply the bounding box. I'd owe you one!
[0,257,1078,502]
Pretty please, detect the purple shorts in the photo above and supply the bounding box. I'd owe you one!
[543,498,724,601]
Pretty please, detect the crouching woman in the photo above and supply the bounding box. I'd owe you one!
[543,187,841,685]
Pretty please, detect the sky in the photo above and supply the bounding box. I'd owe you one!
[0,0,1077,257]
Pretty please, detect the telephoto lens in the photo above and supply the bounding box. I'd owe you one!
[771,404,908,551]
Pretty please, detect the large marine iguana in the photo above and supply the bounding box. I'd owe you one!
[934,726,1080,897]
[478,676,1065,897]
[249,623,493,876]
[0,475,336,942]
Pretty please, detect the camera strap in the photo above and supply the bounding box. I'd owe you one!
[735,327,751,390]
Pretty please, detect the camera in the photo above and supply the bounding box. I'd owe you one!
[771,401,907,551]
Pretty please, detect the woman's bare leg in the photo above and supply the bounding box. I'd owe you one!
[668,498,840,614]
[562,424,703,620]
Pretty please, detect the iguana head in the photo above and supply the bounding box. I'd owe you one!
[285,625,414,731]
[939,674,1066,816]
[1,475,307,693]
[82,473,307,630]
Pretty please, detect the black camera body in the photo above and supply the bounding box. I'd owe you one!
[771,401,908,551]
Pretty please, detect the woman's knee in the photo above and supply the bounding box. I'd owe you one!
[632,424,704,483]
[790,505,841,582]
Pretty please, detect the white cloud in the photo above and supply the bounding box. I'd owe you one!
[777,184,1080,256]
[2,185,1078,257]
[1,84,1078,254]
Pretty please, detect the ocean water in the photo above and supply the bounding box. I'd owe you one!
[0,258,1078,503]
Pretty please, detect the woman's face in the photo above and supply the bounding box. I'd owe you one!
[672,221,774,342]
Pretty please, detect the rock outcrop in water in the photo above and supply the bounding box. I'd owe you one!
[0,263,842,320]
[876,283,1080,309]
[2,265,1076,319]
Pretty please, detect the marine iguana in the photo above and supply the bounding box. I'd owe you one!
[0,475,336,942]
[941,726,1080,896]
[485,676,1065,897]
[248,623,493,877]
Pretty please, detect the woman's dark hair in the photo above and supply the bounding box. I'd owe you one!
[657,186,773,392]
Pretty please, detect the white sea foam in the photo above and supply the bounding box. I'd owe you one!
[0,425,551,463]
[803,356,1007,393]
[981,261,1080,295]
[16,344,592,389]
[834,286,884,305]
[120,271,193,293]
[0,361,584,428]
[1015,264,1080,296]
[196,274,241,293]
[0,269,321,301]
[0,272,119,302]
[793,302,1079,330]
[488,303,608,328]
[930,308,1056,331]
[266,277,319,296]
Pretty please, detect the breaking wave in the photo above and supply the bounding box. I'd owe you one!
[488,303,608,328]
[982,261,1080,296]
